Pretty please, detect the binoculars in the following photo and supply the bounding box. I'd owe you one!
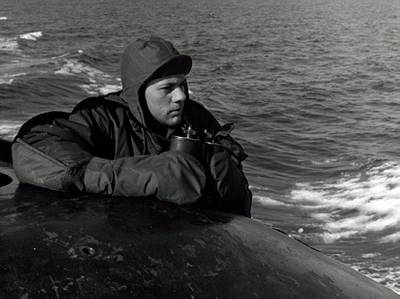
[169,126,225,164]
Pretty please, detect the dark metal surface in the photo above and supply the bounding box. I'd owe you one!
[0,138,12,166]
[169,135,205,162]
[0,167,398,298]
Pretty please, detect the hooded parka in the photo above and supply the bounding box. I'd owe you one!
[12,36,252,217]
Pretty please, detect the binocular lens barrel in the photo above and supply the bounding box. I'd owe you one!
[169,136,205,161]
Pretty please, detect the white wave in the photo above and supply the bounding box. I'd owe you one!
[0,72,28,85]
[254,195,289,207]
[361,253,381,259]
[19,31,42,41]
[249,184,269,191]
[81,83,121,95]
[0,57,42,83]
[0,55,58,84]
[0,37,18,52]
[0,78,14,85]
[1,31,42,52]
[380,231,400,243]
[10,72,27,77]
[291,161,400,243]
[352,263,400,295]
[319,230,360,243]
[250,184,291,206]
[0,121,22,139]
[0,17,7,21]
[55,59,110,79]
[55,59,120,95]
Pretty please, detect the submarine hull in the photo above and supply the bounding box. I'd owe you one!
[0,167,398,298]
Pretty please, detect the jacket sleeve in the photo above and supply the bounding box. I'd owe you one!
[186,101,252,216]
[12,107,205,204]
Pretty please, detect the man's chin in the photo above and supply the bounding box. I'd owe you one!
[164,116,182,127]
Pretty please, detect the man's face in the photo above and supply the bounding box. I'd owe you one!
[144,74,187,127]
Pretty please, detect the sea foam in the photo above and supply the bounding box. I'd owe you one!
[19,31,42,41]
[254,195,289,207]
[352,263,400,295]
[0,37,18,52]
[290,162,400,243]
[0,72,27,85]
[0,121,22,140]
[1,31,42,52]
[0,78,14,85]
[0,17,7,21]
[81,83,121,95]
[55,59,120,95]
[55,59,108,78]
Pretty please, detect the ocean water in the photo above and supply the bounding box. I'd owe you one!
[1,0,400,293]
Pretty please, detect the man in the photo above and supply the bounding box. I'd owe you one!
[12,36,252,217]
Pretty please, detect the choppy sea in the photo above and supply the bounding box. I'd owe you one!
[1,0,400,293]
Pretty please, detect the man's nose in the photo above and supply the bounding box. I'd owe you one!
[172,86,186,103]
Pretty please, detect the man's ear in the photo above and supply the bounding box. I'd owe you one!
[138,85,148,110]
[183,81,190,100]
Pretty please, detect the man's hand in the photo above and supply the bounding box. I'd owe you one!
[155,151,206,205]
[206,146,252,217]
[209,149,232,197]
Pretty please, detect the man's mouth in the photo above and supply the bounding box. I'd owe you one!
[169,107,183,115]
